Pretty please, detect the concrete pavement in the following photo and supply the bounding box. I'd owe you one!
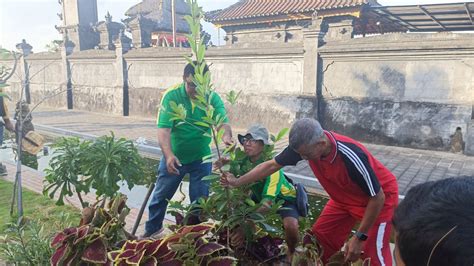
[27,107,474,196]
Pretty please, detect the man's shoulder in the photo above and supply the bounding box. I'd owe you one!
[332,132,369,153]
[209,90,225,102]
[162,83,184,100]
[331,132,357,143]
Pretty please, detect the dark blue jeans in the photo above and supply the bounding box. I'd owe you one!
[145,159,212,235]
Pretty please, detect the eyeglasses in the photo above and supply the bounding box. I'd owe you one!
[241,137,259,145]
[427,225,458,266]
[187,82,197,89]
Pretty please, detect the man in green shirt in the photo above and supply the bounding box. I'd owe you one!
[221,124,300,256]
[144,62,233,238]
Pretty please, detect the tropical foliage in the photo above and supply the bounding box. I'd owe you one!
[43,137,92,207]
[50,195,130,265]
[43,133,149,207]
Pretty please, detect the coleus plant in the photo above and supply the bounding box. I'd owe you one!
[290,230,371,266]
[108,223,237,266]
[50,194,131,265]
[290,230,324,266]
[325,251,371,266]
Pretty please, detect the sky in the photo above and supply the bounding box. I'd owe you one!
[0,0,468,52]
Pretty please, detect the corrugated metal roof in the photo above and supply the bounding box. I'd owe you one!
[355,2,474,35]
[369,2,474,33]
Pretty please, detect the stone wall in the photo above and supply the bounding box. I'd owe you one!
[68,50,122,113]
[2,52,67,109]
[319,32,474,152]
[2,45,308,131]
[2,29,474,154]
[119,45,308,131]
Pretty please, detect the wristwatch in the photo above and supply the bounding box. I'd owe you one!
[355,231,368,241]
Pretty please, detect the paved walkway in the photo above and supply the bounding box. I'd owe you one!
[2,107,474,240]
[28,107,474,196]
[0,161,179,237]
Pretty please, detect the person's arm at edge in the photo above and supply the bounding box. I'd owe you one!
[225,159,283,188]
[3,118,14,132]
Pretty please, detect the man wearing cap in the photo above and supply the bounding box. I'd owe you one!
[143,61,233,239]
[0,91,14,176]
[221,118,398,266]
[218,124,300,256]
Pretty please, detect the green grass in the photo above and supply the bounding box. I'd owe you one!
[0,179,81,233]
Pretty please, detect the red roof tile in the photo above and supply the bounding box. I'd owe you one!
[206,0,373,22]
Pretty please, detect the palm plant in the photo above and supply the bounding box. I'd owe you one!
[43,137,91,207]
[43,133,147,208]
[80,133,145,200]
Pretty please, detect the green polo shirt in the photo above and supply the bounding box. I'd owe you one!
[231,157,296,203]
[157,83,228,164]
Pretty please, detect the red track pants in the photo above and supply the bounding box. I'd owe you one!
[312,200,393,266]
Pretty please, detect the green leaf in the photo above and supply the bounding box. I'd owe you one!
[217,128,224,144]
[220,164,230,172]
[183,16,194,28]
[201,116,215,125]
[0,91,10,100]
[225,90,241,105]
[194,121,210,128]
[197,46,205,63]
[276,128,289,142]
[259,222,278,233]
[201,174,219,181]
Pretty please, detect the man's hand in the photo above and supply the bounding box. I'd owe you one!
[220,172,239,188]
[256,199,272,213]
[4,119,14,132]
[222,134,234,146]
[166,155,182,175]
[214,157,230,171]
[344,235,364,262]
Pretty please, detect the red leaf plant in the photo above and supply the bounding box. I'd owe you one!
[109,223,237,266]
[50,194,132,266]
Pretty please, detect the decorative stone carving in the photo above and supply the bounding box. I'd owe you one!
[93,12,130,50]
[123,0,191,48]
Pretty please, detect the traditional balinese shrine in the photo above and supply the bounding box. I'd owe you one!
[123,0,191,48]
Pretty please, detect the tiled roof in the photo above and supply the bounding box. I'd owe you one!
[206,0,374,22]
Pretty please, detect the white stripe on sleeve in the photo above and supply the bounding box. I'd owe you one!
[338,143,376,196]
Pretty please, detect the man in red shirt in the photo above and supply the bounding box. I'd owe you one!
[221,118,398,265]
